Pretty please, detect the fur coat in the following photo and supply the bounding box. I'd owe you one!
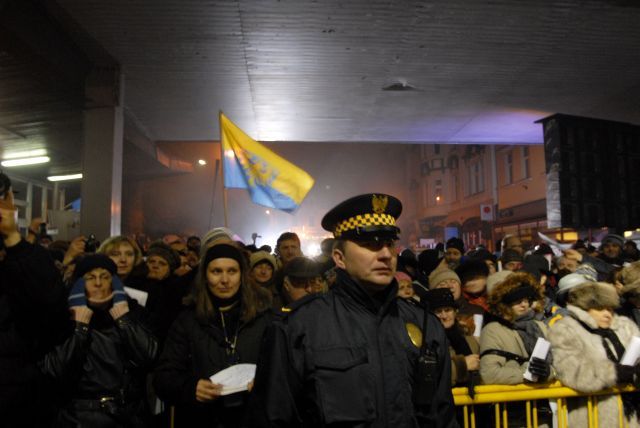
[548,304,640,428]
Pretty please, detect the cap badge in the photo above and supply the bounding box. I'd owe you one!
[372,194,388,214]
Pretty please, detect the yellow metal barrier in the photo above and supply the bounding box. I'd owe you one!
[452,381,637,428]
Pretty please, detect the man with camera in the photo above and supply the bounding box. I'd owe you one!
[0,176,68,426]
[250,194,456,427]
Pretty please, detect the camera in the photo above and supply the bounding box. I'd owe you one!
[85,234,99,253]
[0,172,11,200]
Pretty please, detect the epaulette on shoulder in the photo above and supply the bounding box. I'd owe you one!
[280,292,324,315]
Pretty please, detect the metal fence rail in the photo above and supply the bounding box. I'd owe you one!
[452,381,637,428]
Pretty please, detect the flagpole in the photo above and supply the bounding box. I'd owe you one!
[219,111,229,228]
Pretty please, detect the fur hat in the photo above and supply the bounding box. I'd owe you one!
[486,270,513,294]
[568,282,620,310]
[620,280,640,299]
[621,261,640,285]
[428,268,461,289]
[487,271,545,320]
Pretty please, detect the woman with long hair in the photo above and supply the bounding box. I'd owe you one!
[153,243,271,427]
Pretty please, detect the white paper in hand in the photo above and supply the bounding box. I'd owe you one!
[620,336,640,366]
[523,338,551,382]
[473,314,484,337]
[209,364,256,396]
[124,287,148,307]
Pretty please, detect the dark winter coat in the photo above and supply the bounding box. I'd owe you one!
[249,268,457,428]
[153,305,271,427]
[0,240,68,426]
[41,299,158,427]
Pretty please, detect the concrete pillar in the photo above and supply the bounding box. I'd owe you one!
[80,68,124,240]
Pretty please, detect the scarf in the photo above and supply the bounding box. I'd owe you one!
[512,311,546,358]
[445,324,473,356]
[573,314,639,419]
[573,317,626,363]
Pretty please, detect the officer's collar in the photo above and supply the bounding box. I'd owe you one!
[335,268,398,315]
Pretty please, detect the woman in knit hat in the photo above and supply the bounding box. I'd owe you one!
[153,243,272,427]
[41,254,158,427]
[548,282,639,427]
[429,267,484,316]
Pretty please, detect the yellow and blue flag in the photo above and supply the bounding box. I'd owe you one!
[219,113,314,213]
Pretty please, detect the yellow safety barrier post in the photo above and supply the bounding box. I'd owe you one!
[452,382,636,428]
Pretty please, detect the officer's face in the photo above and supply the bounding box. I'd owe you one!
[333,239,397,291]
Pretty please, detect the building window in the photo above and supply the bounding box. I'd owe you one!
[434,144,441,155]
[421,144,428,159]
[435,179,442,204]
[505,151,513,185]
[467,160,484,195]
[522,146,530,178]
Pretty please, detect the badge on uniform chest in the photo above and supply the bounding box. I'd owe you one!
[405,322,422,348]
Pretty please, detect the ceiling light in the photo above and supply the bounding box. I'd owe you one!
[198,159,207,165]
[47,173,83,182]
[3,149,47,159]
[1,156,50,167]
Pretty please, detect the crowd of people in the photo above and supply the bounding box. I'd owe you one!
[2,185,640,427]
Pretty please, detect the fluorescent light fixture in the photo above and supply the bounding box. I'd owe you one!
[198,159,207,165]
[1,156,50,167]
[47,173,83,182]
[3,149,47,159]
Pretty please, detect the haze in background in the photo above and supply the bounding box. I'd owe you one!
[123,141,411,253]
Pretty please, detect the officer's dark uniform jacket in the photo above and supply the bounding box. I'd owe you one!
[250,268,457,427]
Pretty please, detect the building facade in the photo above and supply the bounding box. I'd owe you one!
[404,143,558,252]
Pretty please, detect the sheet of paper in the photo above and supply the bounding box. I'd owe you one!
[124,286,148,307]
[537,232,571,256]
[473,314,483,337]
[620,336,640,366]
[210,363,257,396]
[523,337,551,382]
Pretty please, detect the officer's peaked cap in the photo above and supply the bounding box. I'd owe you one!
[321,193,402,240]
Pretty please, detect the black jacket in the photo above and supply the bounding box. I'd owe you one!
[41,299,158,427]
[0,240,68,425]
[249,269,457,428]
[153,305,271,427]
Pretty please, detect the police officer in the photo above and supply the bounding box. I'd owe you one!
[250,193,457,427]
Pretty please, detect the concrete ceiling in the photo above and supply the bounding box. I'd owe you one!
[1,0,640,183]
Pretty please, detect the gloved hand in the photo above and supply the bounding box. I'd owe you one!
[528,357,551,381]
[68,278,87,307]
[616,364,636,384]
[110,275,128,305]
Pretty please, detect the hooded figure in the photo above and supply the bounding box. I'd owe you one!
[548,282,640,427]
